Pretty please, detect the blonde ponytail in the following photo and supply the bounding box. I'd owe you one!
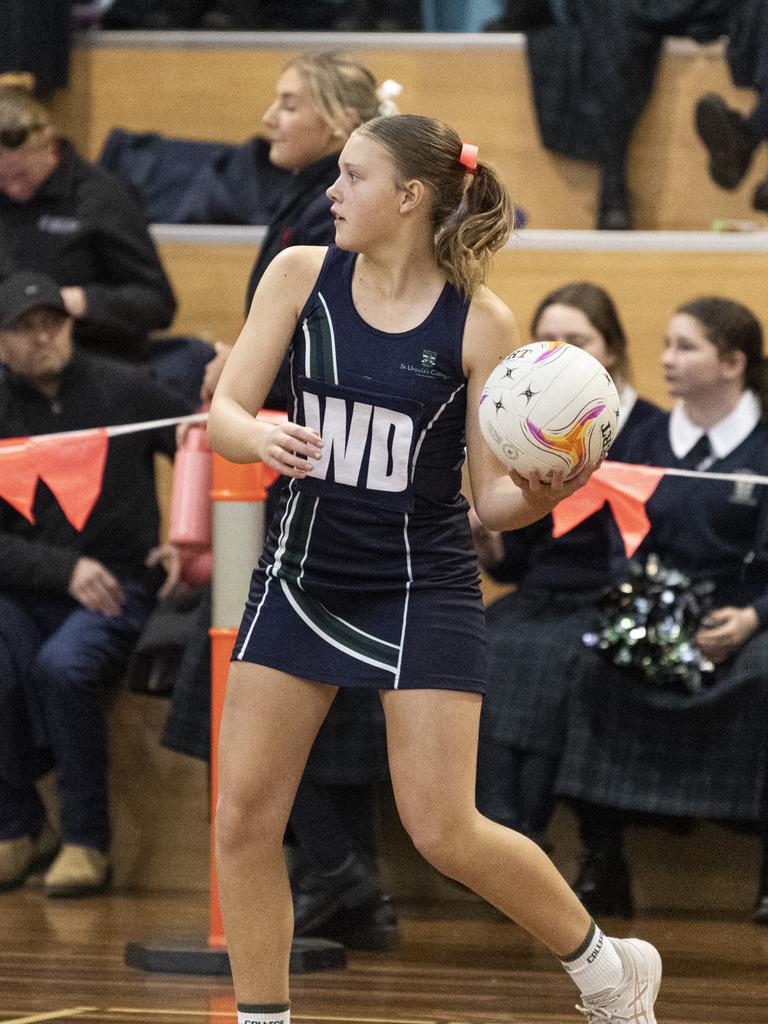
[287,52,390,137]
[434,163,513,296]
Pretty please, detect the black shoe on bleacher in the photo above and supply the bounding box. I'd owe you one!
[695,94,756,191]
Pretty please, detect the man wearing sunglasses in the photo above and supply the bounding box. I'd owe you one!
[0,76,212,403]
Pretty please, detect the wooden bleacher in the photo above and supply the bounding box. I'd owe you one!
[46,32,767,913]
[151,224,768,412]
[54,31,768,231]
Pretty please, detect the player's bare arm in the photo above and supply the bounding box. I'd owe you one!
[208,246,326,472]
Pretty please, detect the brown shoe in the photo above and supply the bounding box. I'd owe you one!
[44,844,110,898]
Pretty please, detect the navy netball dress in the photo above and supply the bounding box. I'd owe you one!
[233,245,486,692]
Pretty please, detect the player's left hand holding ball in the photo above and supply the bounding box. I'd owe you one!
[508,460,600,513]
[258,421,324,478]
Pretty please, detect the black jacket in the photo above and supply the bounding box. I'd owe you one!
[0,352,190,594]
[0,140,177,358]
[244,151,340,410]
[99,130,290,225]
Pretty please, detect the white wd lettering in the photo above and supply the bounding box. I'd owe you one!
[367,407,413,492]
[303,394,413,493]
[304,394,370,485]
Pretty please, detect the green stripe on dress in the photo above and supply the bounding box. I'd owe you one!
[283,579,400,670]
[304,301,335,383]
[278,491,315,583]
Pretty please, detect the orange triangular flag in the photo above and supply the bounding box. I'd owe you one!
[0,437,40,522]
[552,461,666,557]
[32,429,109,530]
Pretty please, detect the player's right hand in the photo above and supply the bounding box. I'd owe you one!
[258,421,324,478]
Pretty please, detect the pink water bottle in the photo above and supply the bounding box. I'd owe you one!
[168,422,212,548]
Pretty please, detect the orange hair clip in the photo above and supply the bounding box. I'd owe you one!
[459,142,479,173]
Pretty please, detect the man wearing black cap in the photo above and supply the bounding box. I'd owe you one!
[0,270,191,896]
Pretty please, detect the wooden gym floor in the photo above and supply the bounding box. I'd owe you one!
[3,887,768,1024]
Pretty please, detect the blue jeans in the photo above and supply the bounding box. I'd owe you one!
[0,585,152,851]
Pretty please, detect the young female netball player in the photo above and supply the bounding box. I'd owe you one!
[207,113,663,1024]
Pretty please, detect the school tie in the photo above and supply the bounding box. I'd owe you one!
[679,433,713,471]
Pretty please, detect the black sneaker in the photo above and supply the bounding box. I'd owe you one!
[597,205,633,231]
[292,853,381,936]
[318,893,400,951]
[573,848,635,918]
[695,93,756,190]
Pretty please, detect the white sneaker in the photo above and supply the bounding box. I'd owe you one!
[576,937,662,1022]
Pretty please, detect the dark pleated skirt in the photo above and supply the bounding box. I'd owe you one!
[556,630,768,821]
[304,687,389,785]
[480,588,602,756]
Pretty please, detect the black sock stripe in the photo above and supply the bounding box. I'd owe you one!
[237,1004,290,1014]
[560,920,598,963]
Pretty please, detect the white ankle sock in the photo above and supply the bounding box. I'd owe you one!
[559,923,624,997]
[237,1004,290,1024]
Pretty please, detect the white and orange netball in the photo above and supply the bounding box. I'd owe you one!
[478,341,620,480]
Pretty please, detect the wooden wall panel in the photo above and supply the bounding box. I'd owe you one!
[157,241,256,343]
[53,39,768,230]
[159,238,768,411]
[489,247,768,407]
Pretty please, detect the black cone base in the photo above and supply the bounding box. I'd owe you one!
[125,937,347,975]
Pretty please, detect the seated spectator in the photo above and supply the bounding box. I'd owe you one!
[694,0,768,211]
[0,2,71,97]
[0,271,190,897]
[522,0,733,229]
[473,283,663,855]
[556,296,768,921]
[0,74,213,404]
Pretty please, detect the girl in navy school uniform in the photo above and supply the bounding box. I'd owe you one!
[555,296,768,921]
[472,283,663,903]
[208,113,663,1024]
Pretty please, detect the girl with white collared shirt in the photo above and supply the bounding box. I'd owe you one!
[556,296,768,921]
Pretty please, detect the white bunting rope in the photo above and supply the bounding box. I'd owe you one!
[0,415,766,487]
[0,412,209,453]
[617,463,768,488]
